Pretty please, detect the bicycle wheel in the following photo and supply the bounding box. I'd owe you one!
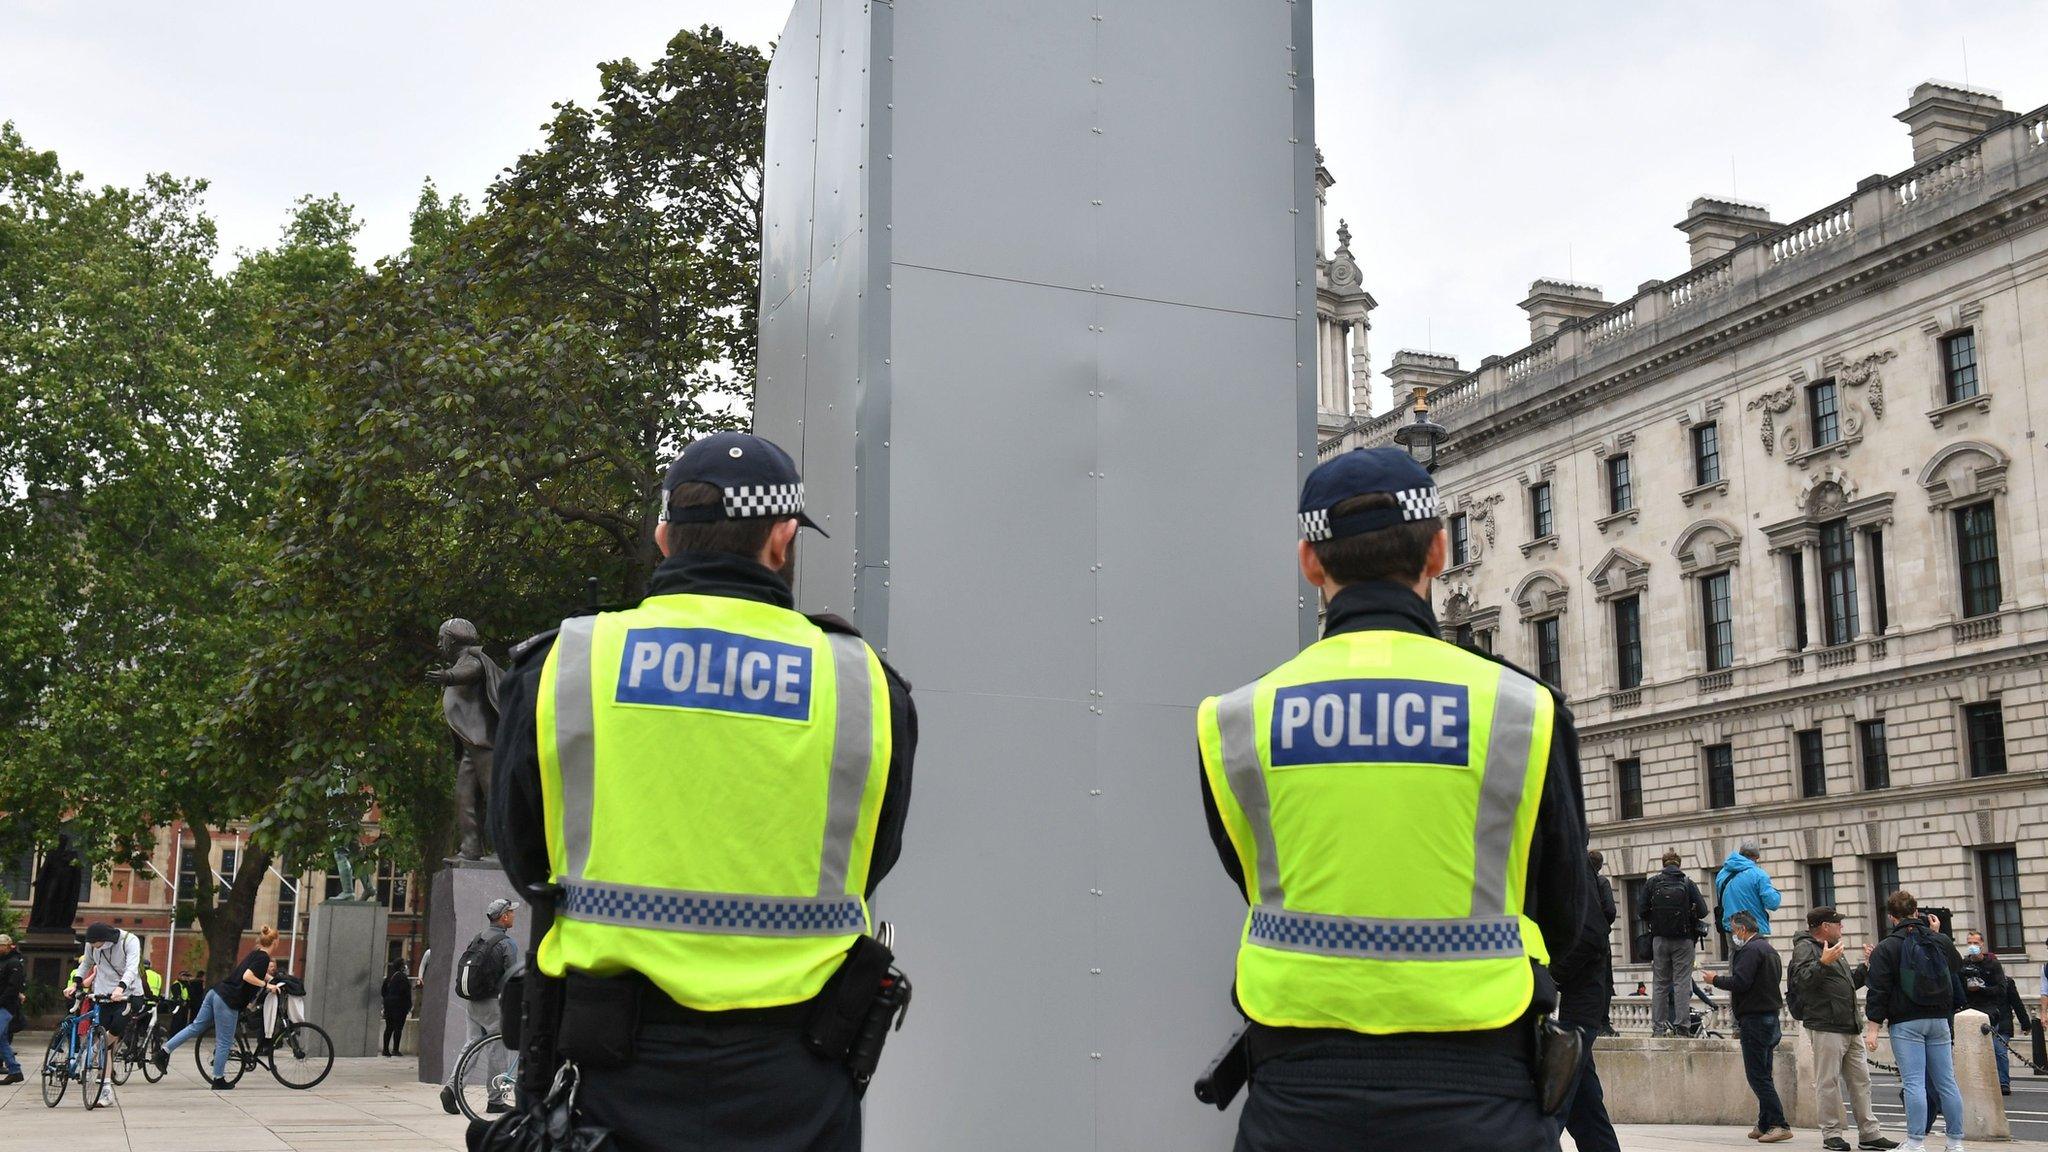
[267,1022,334,1090]
[107,1022,135,1086]
[83,1033,111,1109]
[452,1032,515,1122]
[40,1032,69,1108]
[191,1025,250,1086]
[140,1019,168,1083]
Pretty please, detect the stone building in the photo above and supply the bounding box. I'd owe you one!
[1323,82,2048,980]
[1314,151,1376,437]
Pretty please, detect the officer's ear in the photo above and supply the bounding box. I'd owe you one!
[762,518,800,574]
[1297,539,1330,592]
[1419,527,1449,584]
[655,521,674,559]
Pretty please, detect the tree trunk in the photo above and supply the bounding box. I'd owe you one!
[195,839,274,984]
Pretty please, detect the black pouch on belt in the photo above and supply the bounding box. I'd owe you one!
[555,972,641,1070]
[1533,1017,1584,1116]
[804,934,895,1062]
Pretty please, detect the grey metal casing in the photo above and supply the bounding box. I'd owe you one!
[757,2,1319,1146]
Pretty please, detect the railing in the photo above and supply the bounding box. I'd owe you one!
[1867,638,1888,659]
[1696,671,1732,692]
[1894,142,1984,208]
[1583,302,1637,347]
[1768,198,1854,263]
[1611,688,1642,709]
[1955,615,2003,643]
[1665,255,1735,312]
[1501,335,1558,383]
[1785,655,1806,675]
[1609,995,1793,1038]
[1817,644,1857,669]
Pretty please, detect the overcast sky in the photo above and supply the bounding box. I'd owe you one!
[5,1,2043,415]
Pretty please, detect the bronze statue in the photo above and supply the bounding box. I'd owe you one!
[428,618,504,860]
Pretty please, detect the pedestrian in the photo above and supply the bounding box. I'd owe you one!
[69,921,144,1105]
[1716,840,1783,937]
[1701,910,1790,1142]
[157,925,286,1090]
[1790,908,1896,1151]
[382,960,413,1056]
[1589,849,1618,1037]
[1198,446,1591,1152]
[440,898,522,1114]
[493,432,919,1152]
[1633,980,1649,997]
[0,933,25,1085]
[1864,891,1966,1152]
[1552,851,1621,1152]
[1959,930,2027,1095]
[1638,849,1709,1037]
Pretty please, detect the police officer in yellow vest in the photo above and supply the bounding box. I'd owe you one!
[492,432,916,1152]
[1198,446,1591,1151]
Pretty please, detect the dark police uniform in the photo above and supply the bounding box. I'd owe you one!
[493,434,917,1152]
[1198,448,1591,1152]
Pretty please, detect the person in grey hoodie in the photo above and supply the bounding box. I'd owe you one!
[1789,908,1896,1151]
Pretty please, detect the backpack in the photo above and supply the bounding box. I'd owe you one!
[1785,952,1807,1022]
[455,932,509,1002]
[1899,927,1959,1011]
[1646,874,1695,938]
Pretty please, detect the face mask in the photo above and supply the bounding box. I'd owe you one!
[1966,945,1982,956]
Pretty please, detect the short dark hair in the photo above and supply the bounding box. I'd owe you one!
[1661,849,1682,867]
[1728,910,1759,935]
[1310,494,1443,587]
[1886,889,1918,921]
[665,481,778,557]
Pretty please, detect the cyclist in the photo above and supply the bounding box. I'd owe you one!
[69,922,143,1104]
[156,925,285,1090]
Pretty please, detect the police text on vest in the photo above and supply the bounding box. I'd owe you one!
[615,627,813,721]
[1269,679,1470,768]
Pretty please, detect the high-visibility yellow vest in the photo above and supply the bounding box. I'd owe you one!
[1198,628,1554,1035]
[535,592,892,1011]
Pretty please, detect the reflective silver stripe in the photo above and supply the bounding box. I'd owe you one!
[1249,907,1525,961]
[554,616,599,881]
[817,634,877,897]
[560,879,864,938]
[1471,668,1541,917]
[1217,684,1283,907]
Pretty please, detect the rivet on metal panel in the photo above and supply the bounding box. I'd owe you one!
[882,581,890,588]
[883,358,891,364]
[1288,84,1298,91]
[1090,76,1103,85]
[1089,790,1102,798]
[1090,199,1103,206]
[1288,137,1299,144]
[1089,890,1103,897]
[1091,127,1103,135]
[1289,208,1299,214]
[882,442,889,448]
[1090,1052,1103,1060]
[1089,968,1103,975]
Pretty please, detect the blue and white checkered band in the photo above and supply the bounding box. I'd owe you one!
[723,482,805,520]
[1248,908,1526,961]
[1392,486,1438,521]
[1299,508,1333,542]
[560,880,865,938]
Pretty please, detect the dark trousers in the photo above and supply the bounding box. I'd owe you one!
[574,1017,860,1152]
[1558,1025,1621,1152]
[1737,1013,1788,1133]
[382,1012,406,1055]
[1235,1031,1555,1152]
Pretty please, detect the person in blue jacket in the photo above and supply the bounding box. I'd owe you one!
[1717,840,1784,936]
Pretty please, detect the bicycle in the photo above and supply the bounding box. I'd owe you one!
[41,993,115,1109]
[445,1030,520,1123]
[110,993,171,1086]
[190,992,335,1090]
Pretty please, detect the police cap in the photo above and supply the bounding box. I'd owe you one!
[660,432,827,537]
[1297,446,1439,543]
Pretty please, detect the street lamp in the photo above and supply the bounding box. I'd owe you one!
[1391,385,1449,473]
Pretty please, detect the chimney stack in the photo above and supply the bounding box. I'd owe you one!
[1676,197,1776,267]
[1384,350,1464,400]
[1518,280,1607,342]
[1897,82,2008,163]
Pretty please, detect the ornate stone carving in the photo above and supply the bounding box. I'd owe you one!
[1837,349,1896,421]
[1747,386,1795,456]
[1464,492,1505,552]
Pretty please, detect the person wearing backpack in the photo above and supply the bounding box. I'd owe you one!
[1864,890,1966,1152]
[1636,849,1708,1037]
[1716,840,1783,937]
[1789,908,1895,1151]
[442,897,522,1113]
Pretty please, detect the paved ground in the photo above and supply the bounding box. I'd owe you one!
[1570,1127,2048,1150]
[1872,1068,2048,1142]
[0,1033,468,1152]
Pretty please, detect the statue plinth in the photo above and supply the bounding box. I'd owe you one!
[417,856,520,1085]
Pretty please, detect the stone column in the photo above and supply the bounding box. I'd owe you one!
[1954,1008,2012,1140]
[1348,321,1372,417]
[1802,543,1825,649]
[1854,529,1879,639]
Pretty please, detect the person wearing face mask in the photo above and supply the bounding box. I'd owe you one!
[1702,910,1789,1143]
[1960,931,2032,1096]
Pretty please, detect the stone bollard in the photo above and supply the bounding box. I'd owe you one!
[1954,1009,2011,1141]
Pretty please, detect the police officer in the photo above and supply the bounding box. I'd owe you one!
[1198,447,1591,1151]
[493,432,916,1152]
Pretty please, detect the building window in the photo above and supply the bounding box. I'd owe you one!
[1622,879,1652,964]
[1807,861,1837,912]
[1796,728,1827,798]
[1979,847,2023,953]
[1943,329,1980,405]
[1693,423,1722,486]
[1614,596,1643,690]
[1534,616,1563,688]
[324,873,345,900]
[1450,513,1470,566]
[1454,622,1476,648]
[1954,501,2001,618]
[1617,757,1643,820]
[1531,482,1554,539]
[1475,629,1494,654]
[175,842,198,905]
[1965,701,2007,778]
[388,939,408,968]
[1808,378,1840,447]
[1869,529,1889,633]
[378,861,410,913]
[1858,718,1890,790]
[1788,552,1809,651]
[1607,454,1634,514]
[1870,856,1900,932]
[1818,519,1858,646]
[1705,743,1736,810]
[1701,571,1735,671]
[276,870,297,932]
